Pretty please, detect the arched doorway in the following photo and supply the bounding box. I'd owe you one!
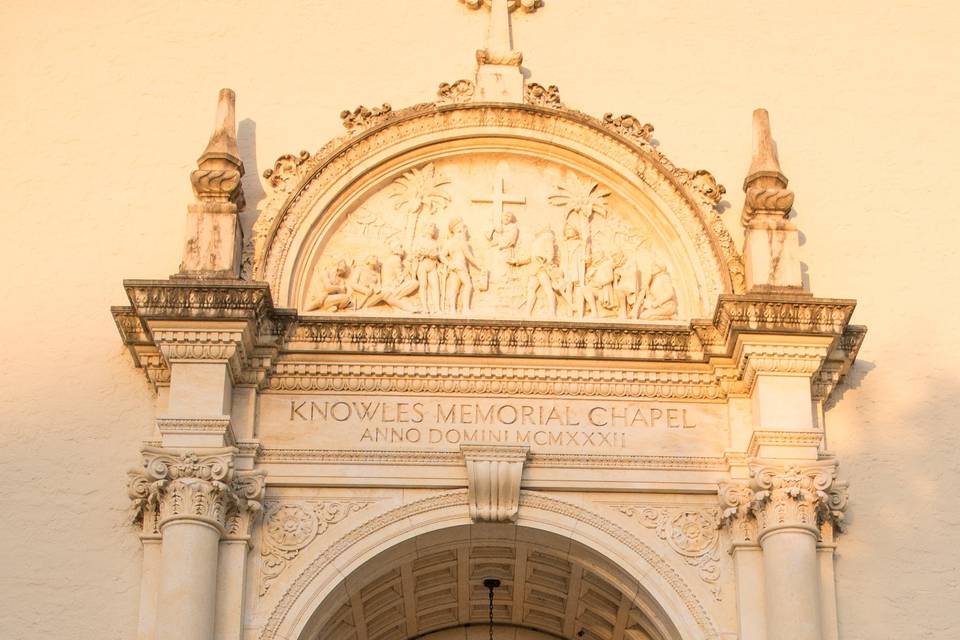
[297,524,682,640]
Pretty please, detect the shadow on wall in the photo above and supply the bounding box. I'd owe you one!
[238,118,265,241]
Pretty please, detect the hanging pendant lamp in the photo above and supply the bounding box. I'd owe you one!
[483,578,501,640]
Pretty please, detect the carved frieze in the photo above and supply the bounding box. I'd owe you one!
[251,104,745,305]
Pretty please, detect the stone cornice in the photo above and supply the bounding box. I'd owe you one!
[113,280,863,403]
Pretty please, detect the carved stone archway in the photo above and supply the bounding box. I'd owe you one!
[261,491,713,640]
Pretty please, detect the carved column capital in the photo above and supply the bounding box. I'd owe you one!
[127,447,265,536]
[718,481,758,545]
[719,461,849,545]
[461,444,528,522]
[748,460,844,540]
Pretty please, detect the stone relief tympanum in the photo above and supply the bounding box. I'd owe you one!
[299,156,688,321]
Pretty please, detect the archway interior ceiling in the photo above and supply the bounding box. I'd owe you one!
[311,526,673,640]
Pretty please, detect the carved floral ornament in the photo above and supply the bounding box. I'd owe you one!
[612,504,723,601]
[259,499,374,595]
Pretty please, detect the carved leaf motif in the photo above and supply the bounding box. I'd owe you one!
[613,503,723,601]
[262,151,311,192]
[340,103,392,132]
[437,79,475,105]
[259,500,373,595]
[548,175,610,222]
[525,83,562,108]
[601,113,654,143]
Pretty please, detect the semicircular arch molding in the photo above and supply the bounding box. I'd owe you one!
[257,490,719,640]
[253,104,744,321]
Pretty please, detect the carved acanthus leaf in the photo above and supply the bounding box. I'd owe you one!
[718,461,848,544]
[437,79,476,105]
[525,83,562,108]
[128,448,264,534]
[601,113,654,143]
[340,103,392,133]
[263,151,312,193]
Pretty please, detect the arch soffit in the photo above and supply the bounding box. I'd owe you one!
[252,103,745,312]
[258,490,719,640]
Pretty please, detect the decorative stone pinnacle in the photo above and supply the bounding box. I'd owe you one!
[199,88,243,169]
[744,108,787,191]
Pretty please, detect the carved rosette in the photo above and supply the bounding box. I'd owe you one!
[614,504,723,600]
[259,500,373,595]
[718,460,848,545]
[127,447,265,535]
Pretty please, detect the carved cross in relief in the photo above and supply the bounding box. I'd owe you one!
[471,170,527,224]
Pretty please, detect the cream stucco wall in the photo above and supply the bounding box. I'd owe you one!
[1,1,958,638]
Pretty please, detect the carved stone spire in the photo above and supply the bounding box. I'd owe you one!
[179,89,246,278]
[741,109,803,291]
[462,0,541,103]
[198,88,243,179]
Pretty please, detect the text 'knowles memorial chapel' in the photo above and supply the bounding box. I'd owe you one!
[112,3,865,640]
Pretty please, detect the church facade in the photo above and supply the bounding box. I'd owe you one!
[5,1,958,639]
[114,4,861,639]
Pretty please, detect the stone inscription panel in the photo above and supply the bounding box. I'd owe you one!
[258,394,728,456]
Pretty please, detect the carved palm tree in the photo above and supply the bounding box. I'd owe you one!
[548,175,611,257]
[389,163,452,251]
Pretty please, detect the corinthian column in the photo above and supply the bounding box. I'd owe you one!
[750,460,842,640]
[129,448,264,640]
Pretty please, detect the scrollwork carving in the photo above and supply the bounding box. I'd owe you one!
[601,113,654,143]
[437,79,475,105]
[613,504,723,600]
[259,499,374,595]
[524,82,562,108]
[340,103,392,133]
[717,460,848,546]
[263,151,312,193]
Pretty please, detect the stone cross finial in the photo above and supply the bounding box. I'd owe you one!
[462,0,541,102]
